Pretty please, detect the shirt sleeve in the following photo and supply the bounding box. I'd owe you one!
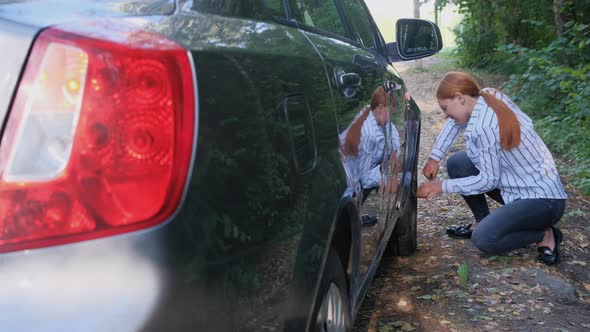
[429,119,463,162]
[442,126,501,195]
[389,123,401,153]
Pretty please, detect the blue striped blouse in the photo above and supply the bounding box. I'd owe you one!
[429,88,567,204]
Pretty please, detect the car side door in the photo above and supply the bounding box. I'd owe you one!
[287,0,404,296]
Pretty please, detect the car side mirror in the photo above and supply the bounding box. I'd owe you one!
[386,19,443,63]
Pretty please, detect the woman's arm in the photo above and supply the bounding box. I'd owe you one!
[429,119,463,162]
[442,126,502,195]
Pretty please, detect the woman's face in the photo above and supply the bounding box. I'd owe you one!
[373,104,389,127]
[438,94,471,125]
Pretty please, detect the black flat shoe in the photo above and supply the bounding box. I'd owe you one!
[446,223,474,239]
[537,227,563,265]
[361,214,378,227]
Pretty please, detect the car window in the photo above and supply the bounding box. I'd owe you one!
[191,0,286,20]
[289,0,348,37]
[339,0,375,48]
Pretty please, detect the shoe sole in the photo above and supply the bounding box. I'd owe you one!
[446,232,472,239]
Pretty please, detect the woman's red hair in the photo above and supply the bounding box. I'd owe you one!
[436,72,521,149]
[342,87,388,156]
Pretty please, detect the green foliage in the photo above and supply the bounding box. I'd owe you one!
[437,0,556,68]
[457,262,469,288]
[498,22,590,194]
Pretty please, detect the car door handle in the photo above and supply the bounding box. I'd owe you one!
[338,72,361,88]
[334,69,362,98]
[386,80,402,92]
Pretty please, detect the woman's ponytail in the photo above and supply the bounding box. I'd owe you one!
[480,91,521,149]
[342,107,371,156]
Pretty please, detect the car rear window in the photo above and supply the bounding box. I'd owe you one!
[190,0,286,20]
[0,0,176,22]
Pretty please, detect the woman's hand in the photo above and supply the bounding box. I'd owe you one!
[417,180,442,199]
[422,158,440,180]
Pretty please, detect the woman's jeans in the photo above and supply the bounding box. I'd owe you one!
[447,151,566,255]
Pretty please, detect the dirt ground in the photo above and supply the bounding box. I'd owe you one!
[352,57,590,332]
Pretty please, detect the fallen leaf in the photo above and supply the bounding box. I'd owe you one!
[478,316,493,321]
[566,260,588,266]
[397,299,408,307]
[486,288,499,294]
[574,233,587,243]
[379,325,393,332]
[391,321,405,327]
[400,322,415,331]
[512,311,520,316]
[417,295,432,300]
[440,320,451,325]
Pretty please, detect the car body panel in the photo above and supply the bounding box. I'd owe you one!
[146,10,347,331]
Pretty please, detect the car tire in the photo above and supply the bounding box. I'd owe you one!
[385,155,418,257]
[311,249,351,332]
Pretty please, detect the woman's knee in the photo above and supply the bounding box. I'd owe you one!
[471,229,501,255]
[447,151,478,179]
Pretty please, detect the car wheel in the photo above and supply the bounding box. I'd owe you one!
[385,159,418,257]
[312,249,350,332]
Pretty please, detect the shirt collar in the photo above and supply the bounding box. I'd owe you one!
[465,95,486,134]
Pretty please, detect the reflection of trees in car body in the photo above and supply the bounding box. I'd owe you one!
[152,9,347,329]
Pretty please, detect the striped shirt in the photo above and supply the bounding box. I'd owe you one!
[340,106,401,191]
[429,88,567,204]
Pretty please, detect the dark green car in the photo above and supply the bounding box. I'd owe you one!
[0,0,441,330]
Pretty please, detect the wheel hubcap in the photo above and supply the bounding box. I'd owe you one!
[319,283,346,332]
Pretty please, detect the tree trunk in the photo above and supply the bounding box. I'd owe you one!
[555,0,566,36]
[414,0,423,70]
[435,5,439,26]
[554,0,576,37]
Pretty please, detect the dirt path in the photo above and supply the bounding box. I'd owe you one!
[352,57,590,332]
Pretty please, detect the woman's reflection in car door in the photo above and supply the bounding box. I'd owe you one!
[339,86,400,282]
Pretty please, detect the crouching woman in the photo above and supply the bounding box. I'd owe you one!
[417,72,567,265]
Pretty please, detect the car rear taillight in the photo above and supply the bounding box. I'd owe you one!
[0,24,195,252]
